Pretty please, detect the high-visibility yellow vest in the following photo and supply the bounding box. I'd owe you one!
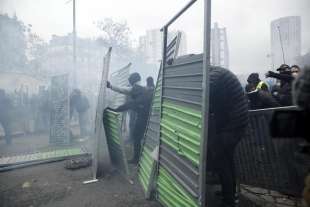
[256,81,266,90]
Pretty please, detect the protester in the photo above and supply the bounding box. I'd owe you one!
[245,83,280,109]
[208,66,249,207]
[0,89,12,145]
[146,76,155,90]
[145,76,155,108]
[107,73,152,164]
[266,64,300,106]
[247,73,269,92]
[70,89,90,137]
[290,65,310,207]
[291,65,301,78]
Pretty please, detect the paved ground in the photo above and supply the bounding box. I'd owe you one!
[0,132,302,207]
[0,160,161,207]
[0,132,161,207]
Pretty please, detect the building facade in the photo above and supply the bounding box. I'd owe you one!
[139,29,187,64]
[270,16,301,68]
[211,23,229,69]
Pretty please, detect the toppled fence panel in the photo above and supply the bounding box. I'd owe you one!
[103,109,129,176]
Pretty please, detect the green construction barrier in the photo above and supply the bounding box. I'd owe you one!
[103,110,129,176]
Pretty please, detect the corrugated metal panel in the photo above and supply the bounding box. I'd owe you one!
[138,70,162,198]
[157,54,204,206]
[157,167,199,207]
[103,110,129,176]
[235,107,307,197]
[109,63,131,108]
[138,36,203,202]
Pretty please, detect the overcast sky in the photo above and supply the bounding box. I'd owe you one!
[1,0,309,74]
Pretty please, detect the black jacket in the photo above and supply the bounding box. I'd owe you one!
[115,85,152,120]
[247,90,280,109]
[268,71,294,106]
[209,66,249,133]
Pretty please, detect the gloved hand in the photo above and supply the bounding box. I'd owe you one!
[107,81,111,88]
[265,71,272,78]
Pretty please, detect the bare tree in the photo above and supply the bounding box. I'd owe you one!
[96,18,131,58]
[0,14,28,71]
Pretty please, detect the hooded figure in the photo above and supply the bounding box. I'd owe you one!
[247,73,269,92]
[208,67,249,207]
[107,73,152,164]
[266,64,295,106]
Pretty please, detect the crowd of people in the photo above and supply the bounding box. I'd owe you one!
[0,85,93,145]
[0,86,51,144]
[245,64,301,110]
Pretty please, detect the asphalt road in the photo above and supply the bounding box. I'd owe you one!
[0,132,161,207]
[0,159,161,207]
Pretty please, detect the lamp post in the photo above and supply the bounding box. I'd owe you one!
[66,0,77,88]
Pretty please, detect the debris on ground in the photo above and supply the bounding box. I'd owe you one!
[22,181,31,188]
[65,156,92,170]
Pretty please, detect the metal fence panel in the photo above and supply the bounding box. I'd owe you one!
[109,63,131,108]
[138,70,162,198]
[92,47,113,179]
[156,54,203,207]
[103,110,129,176]
[49,74,70,145]
[235,107,308,197]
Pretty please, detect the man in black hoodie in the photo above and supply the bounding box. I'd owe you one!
[208,67,249,207]
[107,73,152,164]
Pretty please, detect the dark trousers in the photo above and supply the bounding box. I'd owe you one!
[210,147,236,205]
[132,135,142,162]
[131,116,147,162]
[207,131,243,206]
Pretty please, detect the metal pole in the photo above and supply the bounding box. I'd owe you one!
[160,0,197,31]
[199,0,212,206]
[162,27,168,67]
[154,26,168,196]
[277,26,286,64]
[73,0,77,87]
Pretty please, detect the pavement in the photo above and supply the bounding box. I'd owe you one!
[0,132,161,207]
[0,160,161,207]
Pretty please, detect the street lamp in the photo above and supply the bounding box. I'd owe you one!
[66,0,77,88]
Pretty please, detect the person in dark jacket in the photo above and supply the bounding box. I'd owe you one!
[247,73,269,92]
[70,89,90,137]
[107,73,152,164]
[0,89,12,145]
[146,76,155,90]
[245,84,280,109]
[146,76,155,105]
[208,67,249,207]
[266,64,297,106]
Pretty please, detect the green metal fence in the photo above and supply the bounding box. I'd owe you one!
[103,109,129,176]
